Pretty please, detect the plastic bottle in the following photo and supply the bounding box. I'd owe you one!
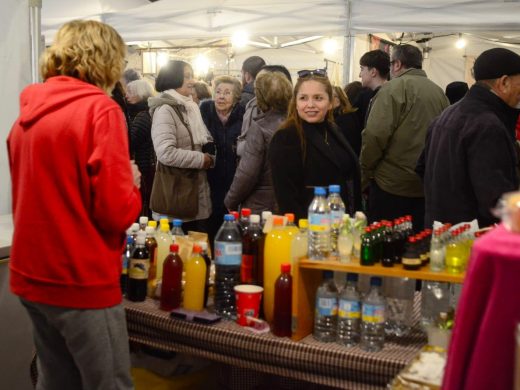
[284,213,300,237]
[327,184,346,259]
[239,208,251,236]
[420,281,451,329]
[360,227,374,266]
[337,273,361,347]
[372,223,383,263]
[352,212,367,260]
[156,223,173,281]
[261,211,272,230]
[128,233,150,302]
[171,218,185,237]
[337,214,353,263]
[139,216,149,231]
[313,271,338,342]
[145,226,158,297]
[381,221,395,267]
[360,276,385,352]
[392,218,404,263]
[184,244,207,311]
[121,236,134,294]
[198,241,212,308]
[214,214,242,318]
[429,230,444,272]
[290,219,308,266]
[384,277,415,337]
[308,187,331,260]
[445,230,464,274]
[402,237,421,270]
[130,222,140,241]
[241,214,262,284]
[263,216,291,323]
[273,263,293,337]
[160,244,183,311]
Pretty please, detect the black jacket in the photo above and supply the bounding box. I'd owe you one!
[417,84,519,228]
[129,104,155,174]
[334,108,363,156]
[200,100,245,215]
[268,120,362,221]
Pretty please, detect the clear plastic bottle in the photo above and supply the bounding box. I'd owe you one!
[429,230,445,272]
[214,214,242,318]
[360,276,385,352]
[130,222,140,241]
[445,230,464,274]
[337,214,353,263]
[171,219,185,237]
[337,273,361,347]
[308,187,331,260]
[420,281,451,329]
[290,219,308,266]
[156,223,173,281]
[327,185,345,259]
[384,277,415,337]
[273,263,293,337]
[313,271,338,342]
[121,236,134,295]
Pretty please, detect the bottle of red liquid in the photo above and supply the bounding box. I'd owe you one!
[273,263,293,337]
[241,214,262,284]
[160,244,183,311]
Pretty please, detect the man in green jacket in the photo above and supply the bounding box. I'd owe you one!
[360,44,449,231]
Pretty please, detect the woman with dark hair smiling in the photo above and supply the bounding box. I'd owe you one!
[268,70,361,221]
[148,60,214,232]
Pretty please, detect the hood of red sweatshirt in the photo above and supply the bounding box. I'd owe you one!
[18,76,108,128]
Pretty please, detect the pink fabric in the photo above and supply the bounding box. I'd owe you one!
[443,224,520,390]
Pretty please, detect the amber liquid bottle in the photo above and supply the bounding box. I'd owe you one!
[160,244,183,311]
[128,234,150,302]
[145,227,158,297]
[241,214,262,284]
[273,263,293,337]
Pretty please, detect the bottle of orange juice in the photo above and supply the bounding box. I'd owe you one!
[184,244,207,311]
[263,216,293,323]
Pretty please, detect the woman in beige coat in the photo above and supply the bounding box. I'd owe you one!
[149,60,214,232]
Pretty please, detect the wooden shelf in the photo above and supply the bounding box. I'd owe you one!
[299,259,465,284]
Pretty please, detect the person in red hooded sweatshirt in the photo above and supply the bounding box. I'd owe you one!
[7,20,141,390]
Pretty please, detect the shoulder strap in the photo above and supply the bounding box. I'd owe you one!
[160,94,195,151]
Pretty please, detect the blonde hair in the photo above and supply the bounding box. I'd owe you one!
[126,79,155,101]
[213,75,242,104]
[40,20,126,93]
[254,70,292,113]
[333,85,356,114]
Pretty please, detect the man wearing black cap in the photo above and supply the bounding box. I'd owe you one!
[418,48,520,228]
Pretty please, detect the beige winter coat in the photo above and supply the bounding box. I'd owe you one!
[149,92,212,221]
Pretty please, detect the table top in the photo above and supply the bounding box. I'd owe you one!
[124,296,427,389]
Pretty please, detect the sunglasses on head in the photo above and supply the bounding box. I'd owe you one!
[297,69,327,78]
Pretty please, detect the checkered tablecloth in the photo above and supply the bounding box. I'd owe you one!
[124,294,427,389]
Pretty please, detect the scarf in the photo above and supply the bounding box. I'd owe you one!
[164,89,211,146]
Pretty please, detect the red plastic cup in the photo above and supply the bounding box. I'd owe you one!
[234,285,263,326]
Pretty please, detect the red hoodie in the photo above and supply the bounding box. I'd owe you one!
[7,76,141,309]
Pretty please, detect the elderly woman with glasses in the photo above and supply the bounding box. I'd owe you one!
[200,75,245,242]
[268,69,361,221]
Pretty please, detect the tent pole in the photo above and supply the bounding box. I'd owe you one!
[29,0,42,83]
[342,0,356,85]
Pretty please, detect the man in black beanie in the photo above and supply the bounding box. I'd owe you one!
[418,47,520,228]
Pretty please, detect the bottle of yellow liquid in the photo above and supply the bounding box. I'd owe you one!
[445,230,464,274]
[156,223,173,281]
[263,216,292,323]
[290,219,308,267]
[184,244,207,311]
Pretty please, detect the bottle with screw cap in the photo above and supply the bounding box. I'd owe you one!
[128,233,150,302]
[273,263,293,337]
[160,244,183,311]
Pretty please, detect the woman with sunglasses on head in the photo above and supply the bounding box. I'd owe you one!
[268,69,361,221]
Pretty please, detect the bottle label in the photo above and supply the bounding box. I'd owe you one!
[330,210,343,228]
[215,242,242,266]
[338,299,360,319]
[316,297,338,316]
[362,303,385,324]
[129,259,149,279]
[402,256,421,266]
[309,213,331,232]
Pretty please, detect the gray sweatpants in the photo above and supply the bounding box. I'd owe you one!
[21,299,134,390]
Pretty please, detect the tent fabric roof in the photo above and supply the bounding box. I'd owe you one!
[41,0,520,43]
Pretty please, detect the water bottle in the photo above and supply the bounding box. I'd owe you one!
[429,229,445,271]
[337,273,361,347]
[171,219,185,237]
[214,214,242,318]
[313,271,338,342]
[420,281,451,329]
[328,185,345,258]
[384,277,415,337]
[360,277,385,352]
[308,187,331,260]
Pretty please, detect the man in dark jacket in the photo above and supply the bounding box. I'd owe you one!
[239,56,266,107]
[418,48,520,228]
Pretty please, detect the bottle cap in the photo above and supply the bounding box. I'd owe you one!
[314,186,326,196]
[160,223,170,232]
[370,276,382,286]
[261,211,272,221]
[405,215,412,221]
[323,270,334,279]
[346,273,358,282]
[148,220,158,228]
[145,226,155,235]
[409,236,416,243]
[192,244,202,254]
[241,208,251,217]
[328,184,340,193]
[273,216,284,226]
[159,218,169,226]
[364,226,371,233]
[131,222,140,232]
[169,244,179,252]
[224,214,235,221]
[281,263,291,273]
[285,213,295,223]
[424,229,432,235]
[299,219,308,229]
[250,214,260,224]
[126,236,134,244]
[173,219,183,227]
[136,235,146,245]
[230,211,239,221]
[139,216,148,224]
[197,241,208,251]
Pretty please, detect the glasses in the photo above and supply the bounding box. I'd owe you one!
[297,69,327,78]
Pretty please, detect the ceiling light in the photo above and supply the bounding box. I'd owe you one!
[231,31,249,48]
[455,34,466,49]
[194,54,210,76]
[323,38,338,55]
[156,52,169,70]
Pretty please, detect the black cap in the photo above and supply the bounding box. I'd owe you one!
[445,81,469,104]
[473,48,520,81]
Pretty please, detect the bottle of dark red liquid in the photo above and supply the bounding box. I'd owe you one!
[160,244,183,311]
[241,214,262,284]
[198,241,211,308]
[128,233,150,302]
[239,208,251,236]
[273,263,293,337]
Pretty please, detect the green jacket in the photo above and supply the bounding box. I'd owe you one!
[360,68,449,197]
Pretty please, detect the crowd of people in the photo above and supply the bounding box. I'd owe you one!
[6,19,520,390]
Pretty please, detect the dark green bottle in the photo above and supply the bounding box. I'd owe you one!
[360,227,374,266]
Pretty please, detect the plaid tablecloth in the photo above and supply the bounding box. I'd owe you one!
[124,294,427,389]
